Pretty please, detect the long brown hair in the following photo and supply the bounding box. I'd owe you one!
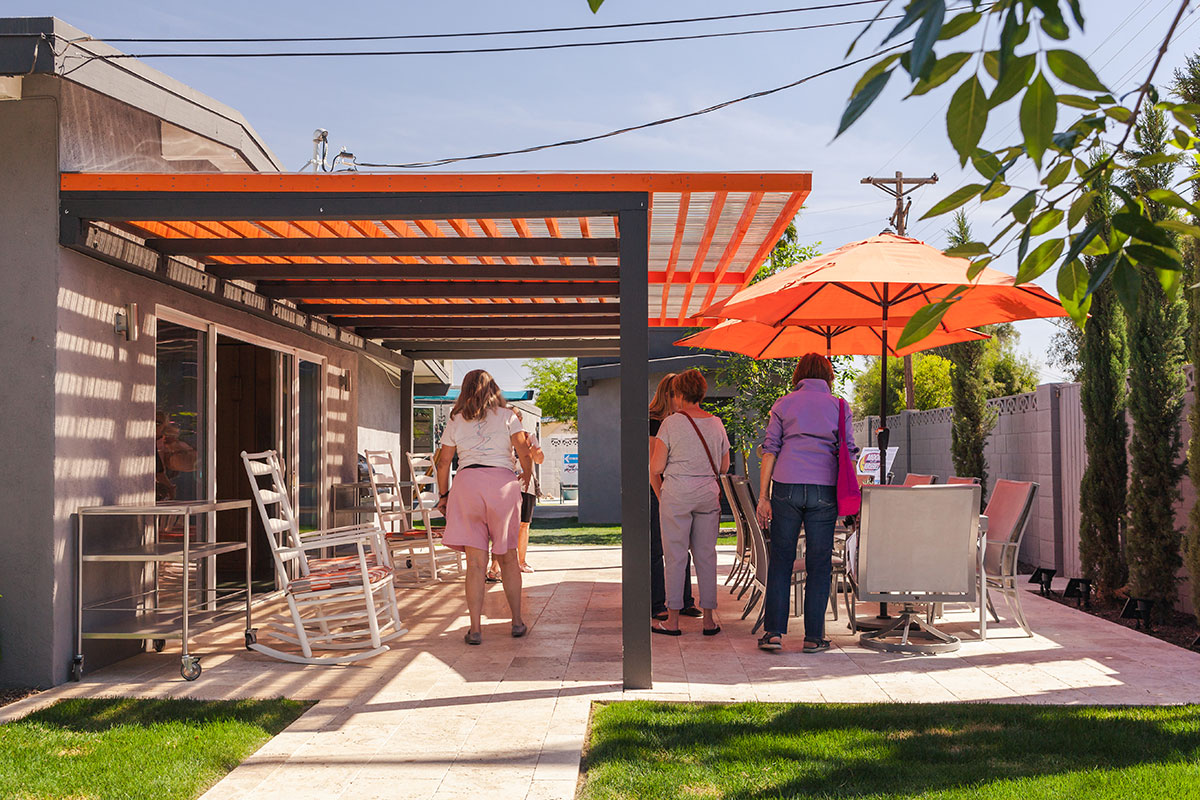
[451,369,507,421]
[648,372,677,420]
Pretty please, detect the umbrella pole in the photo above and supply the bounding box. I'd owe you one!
[876,316,892,620]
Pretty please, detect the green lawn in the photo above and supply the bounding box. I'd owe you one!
[0,697,310,800]
[579,701,1200,799]
[529,516,736,547]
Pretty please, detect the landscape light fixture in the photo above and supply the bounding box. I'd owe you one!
[1120,598,1154,631]
[1029,567,1056,597]
[1063,578,1092,609]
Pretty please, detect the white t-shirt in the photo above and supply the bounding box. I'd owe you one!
[441,406,524,471]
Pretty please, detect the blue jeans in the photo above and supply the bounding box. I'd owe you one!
[764,482,837,641]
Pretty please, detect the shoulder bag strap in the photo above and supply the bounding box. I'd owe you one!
[681,413,721,479]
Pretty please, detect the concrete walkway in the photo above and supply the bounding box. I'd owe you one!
[5,544,1200,800]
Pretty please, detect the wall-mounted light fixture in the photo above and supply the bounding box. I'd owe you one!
[339,370,352,391]
[114,302,139,342]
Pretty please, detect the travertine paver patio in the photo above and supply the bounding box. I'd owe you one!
[5,544,1200,800]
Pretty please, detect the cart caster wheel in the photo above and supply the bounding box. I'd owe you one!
[244,630,257,649]
[180,657,202,681]
[71,655,84,682]
[153,639,166,653]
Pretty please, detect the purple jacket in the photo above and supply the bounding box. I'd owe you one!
[762,379,857,486]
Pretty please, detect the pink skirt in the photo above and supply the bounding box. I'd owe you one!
[443,466,521,554]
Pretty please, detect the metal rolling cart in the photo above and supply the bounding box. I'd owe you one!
[74,499,254,682]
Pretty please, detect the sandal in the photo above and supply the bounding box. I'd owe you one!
[679,606,704,618]
[485,570,501,583]
[758,633,783,651]
[519,563,535,574]
[702,625,722,637]
[511,622,528,638]
[651,611,669,622]
[651,623,682,637]
[464,630,482,645]
[802,638,831,654]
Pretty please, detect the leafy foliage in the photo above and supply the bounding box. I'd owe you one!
[1123,109,1187,614]
[1076,163,1129,599]
[524,358,578,427]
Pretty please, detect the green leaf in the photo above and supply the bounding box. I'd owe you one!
[1057,94,1100,110]
[1066,0,1085,28]
[1112,211,1175,247]
[1144,188,1200,218]
[947,76,989,165]
[971,148,1004,181]
[939,11,982,40]
[944,241,989,257]
[990,54,1036,108]
[588,0,604,11]
[1157,219,1200,237]
[983,51,1000,81]
[1111,257,1141,317]
[886,0,939,43]
[907,0,946,79]
[981,182,1011,201]
[1084,249,1122,300]
[920,184,984,219]
[1045,50,1109,92]
[1159,267,1182,300]
[851,53,902,98]
[1082,236,1110,257]
[1063,217,1106,270]
[838,69,893,137]
[1040,13,1070,41]
[967,255,993,280]
[1010,190,1038,224]
[910,52,972,96]
[1057,258,1091,326]
[1068,190,1097,228]
[1043,160,1072,189]
[1126,243,1183,271]
[1134,152,1179,168]
[1171,110,1196,129]
[1021,72,1057,169]
[1105,106,1133,123]
[896,295,962,350]
[1017,238,1065,283]
[1029,208,1064,236]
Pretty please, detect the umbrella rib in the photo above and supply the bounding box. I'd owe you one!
[834,283,881,306]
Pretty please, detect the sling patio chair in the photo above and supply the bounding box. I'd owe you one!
[902,473,937,486]
[856,484,980,655]
[947,476,980,485]
[365,450,462,584]
[241,450,406,665]
[720,474,753,595]
[978,479,1039,640]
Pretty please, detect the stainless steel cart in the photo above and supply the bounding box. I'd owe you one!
[74,499,254,682]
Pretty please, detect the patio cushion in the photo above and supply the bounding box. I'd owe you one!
[289,563,392,594]
[386,529,444,541]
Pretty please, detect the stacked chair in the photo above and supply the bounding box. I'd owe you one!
[241,450,405,665]
[364,450,462,584]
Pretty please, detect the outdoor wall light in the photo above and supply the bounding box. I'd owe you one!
[1063,578,1092,609]
[114,302,139,342]
[1120,597,1154,631]
[1029,567,1056,597]
[339,370,352,391]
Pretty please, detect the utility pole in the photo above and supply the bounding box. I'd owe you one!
[860,171,938,409]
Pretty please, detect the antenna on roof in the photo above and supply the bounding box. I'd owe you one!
[301,129,329,172]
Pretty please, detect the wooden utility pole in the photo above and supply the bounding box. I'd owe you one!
[860,171,938,409]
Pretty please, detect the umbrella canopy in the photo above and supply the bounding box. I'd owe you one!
[702,232,1067,331]
[674,318,989,360]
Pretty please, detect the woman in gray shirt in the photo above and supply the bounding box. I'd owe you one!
[649,370,730,636]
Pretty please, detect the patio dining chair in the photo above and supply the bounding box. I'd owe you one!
[978,479,1039,640]
[902,473,937,486]
[720,475,752,594]
[947,476,980,485]
[241,450,406,665]
[365,450,462,584]
[856,484,980,654]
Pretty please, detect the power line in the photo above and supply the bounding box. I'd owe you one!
[356,40,912,169]
[82,1,890,43]
[60,14,909,62]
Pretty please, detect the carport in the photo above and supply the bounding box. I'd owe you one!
[58,170,811,688]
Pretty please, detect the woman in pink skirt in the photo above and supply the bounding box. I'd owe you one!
[435,370,534,645]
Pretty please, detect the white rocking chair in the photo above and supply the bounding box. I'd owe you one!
[364,450,462,583]
[241,450,406,665]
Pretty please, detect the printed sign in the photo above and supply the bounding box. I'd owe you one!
[562,453,579,482]
[855,446,898,478]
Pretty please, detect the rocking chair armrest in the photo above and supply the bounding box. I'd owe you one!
[279,532,376,555]
[297,523,380,541]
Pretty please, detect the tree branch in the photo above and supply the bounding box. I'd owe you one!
[1115,0,1192,154]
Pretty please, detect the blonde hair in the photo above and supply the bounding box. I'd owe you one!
[450,369,507,421]
[648,372,677,421]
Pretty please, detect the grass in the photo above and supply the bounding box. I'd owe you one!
[0,697,311,800]
[528,516,736,547]
[579,701,1200,799]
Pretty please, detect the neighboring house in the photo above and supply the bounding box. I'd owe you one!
[576,329,734,524]
[412,389,542,454]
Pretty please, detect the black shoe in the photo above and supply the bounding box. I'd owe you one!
[652,610,669,621]
[679,606,704,618]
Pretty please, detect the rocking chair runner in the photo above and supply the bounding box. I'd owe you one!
[241,450,406,665]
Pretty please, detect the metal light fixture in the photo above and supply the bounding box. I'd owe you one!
[114,302,138,341]
[1063,578,1092,608]
[331,148,357,172]
[1029,567,1056,597]
[1120,597,1154,631]
[339,370,352,391]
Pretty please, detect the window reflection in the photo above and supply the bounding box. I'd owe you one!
[155,322,206,503]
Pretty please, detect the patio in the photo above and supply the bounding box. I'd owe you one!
[5,545,1200,800]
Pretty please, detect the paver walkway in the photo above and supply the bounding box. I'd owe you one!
[5,544,1200,800]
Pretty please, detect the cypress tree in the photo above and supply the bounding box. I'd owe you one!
[943,211,992,503]
[1125,108,1188,614]
[1076,169,1128,598]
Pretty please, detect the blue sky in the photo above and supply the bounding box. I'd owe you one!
[18,1,1200,390]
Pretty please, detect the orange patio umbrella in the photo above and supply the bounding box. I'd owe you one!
[673,318,989,360]
[701,232,1067,484]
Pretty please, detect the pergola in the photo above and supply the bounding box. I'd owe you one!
[58,170,812,688]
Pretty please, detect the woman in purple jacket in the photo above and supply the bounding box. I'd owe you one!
[755,354,857,654]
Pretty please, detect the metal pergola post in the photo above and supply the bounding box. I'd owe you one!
[618,200,651,690]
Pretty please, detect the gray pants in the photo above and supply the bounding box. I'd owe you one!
[660,492,720,611]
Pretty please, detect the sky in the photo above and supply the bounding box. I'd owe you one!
[18,0,1200,392]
